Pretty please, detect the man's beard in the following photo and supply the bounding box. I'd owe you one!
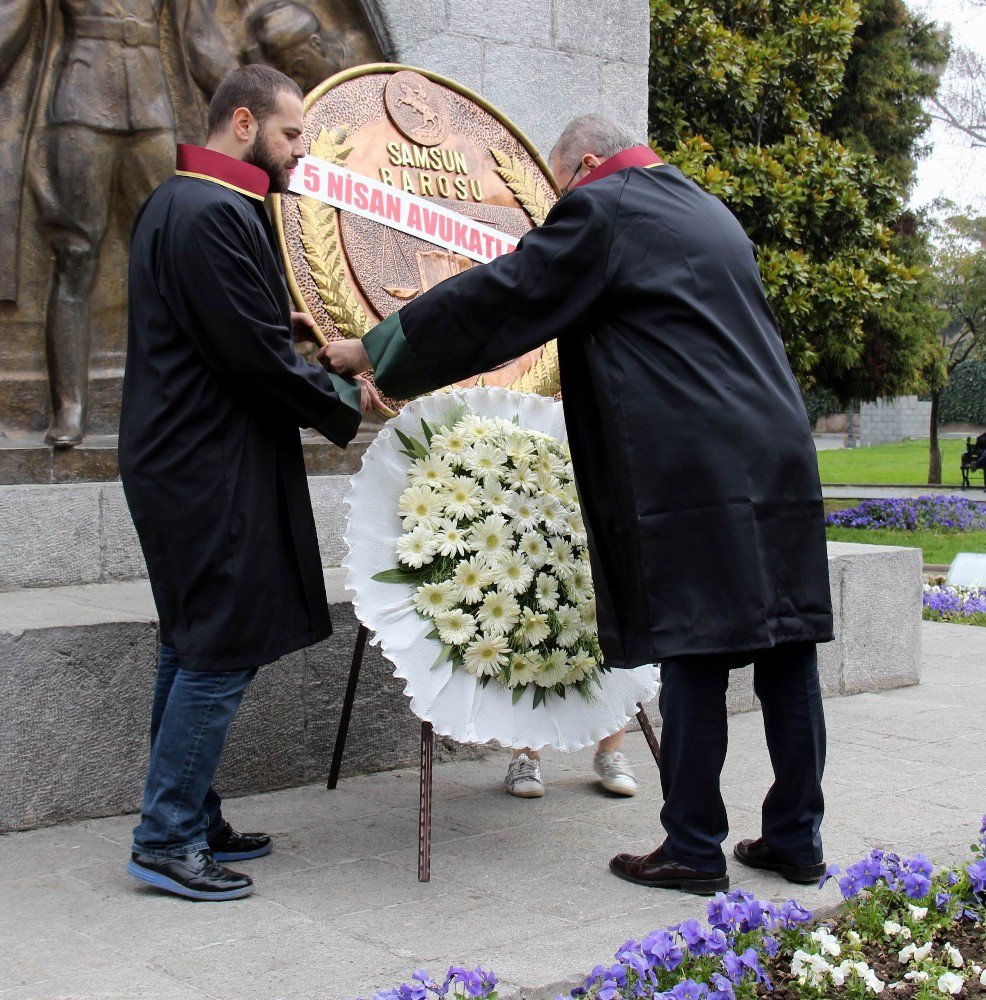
[244,125,294,194]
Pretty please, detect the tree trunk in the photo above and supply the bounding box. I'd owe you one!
[928,390,942,485]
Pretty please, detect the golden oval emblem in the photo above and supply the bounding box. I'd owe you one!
[274,63,560,401]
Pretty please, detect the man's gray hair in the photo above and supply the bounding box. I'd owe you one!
[549,115,640,171]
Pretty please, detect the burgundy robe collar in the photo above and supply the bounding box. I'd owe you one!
[572,145,663,190]
[175,144,269,201]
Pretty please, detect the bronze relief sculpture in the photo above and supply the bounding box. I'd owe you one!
[0,0,381,453]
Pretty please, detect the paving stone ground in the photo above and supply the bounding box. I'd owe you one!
[2,621,984,1000]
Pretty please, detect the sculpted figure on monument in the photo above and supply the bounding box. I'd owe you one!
[0,0,235,447]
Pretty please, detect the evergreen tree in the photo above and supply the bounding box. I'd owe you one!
[648,0,944,402]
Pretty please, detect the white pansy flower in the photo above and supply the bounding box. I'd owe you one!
[937,971,964,995]
[476,590,520,635]
[507,651,540,687]
[908,905,928,921]
[904,971,930,982]
[509,494,541,533]
[864,970,885,994]
[535,572,560,610]
[408,453,454,489]
[847,930,862,945]
[399,485,443,528]
[554,604,582,647]
[508,461,538,494]
[519,531,550,568]
[913,942,933,963]
[435,608,477,646]
[480,477,513,515]
[516,607,550,648]
[979,968,986,986]
[883,921,904,938]
[431,427,469,457]
[463,442,508,477]
[442,475,482,519]
[413,581,457,618]
[811,928,841,958]
[943,943,964,969]
[435,519,470,558]
[468,513,511,561]
[899,943,917,964]
[453,556,493,604]
[497,551,535,596]
[395,525,438,568]
[462,632,509,677]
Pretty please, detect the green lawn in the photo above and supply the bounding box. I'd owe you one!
[816,438,976,486]
[825,526,986,564]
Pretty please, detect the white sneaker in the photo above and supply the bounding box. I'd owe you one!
[594,750,638,796]
[504,753,545,798]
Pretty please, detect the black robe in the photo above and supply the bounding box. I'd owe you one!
[362,152,834,668]
[120,148,363,672]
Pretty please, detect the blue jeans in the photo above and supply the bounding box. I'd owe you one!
[658,642,826,875]
[132,645,257,858]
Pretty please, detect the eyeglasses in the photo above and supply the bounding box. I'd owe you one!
[558,161,584,196]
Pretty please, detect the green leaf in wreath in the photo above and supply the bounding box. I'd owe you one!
[394,427,428,460]
[420,418,434,446]
[371,567,431,584]
[425,627,440,640]
[511,685,526,704]
[430,643,454,670]
[533,686,546,708]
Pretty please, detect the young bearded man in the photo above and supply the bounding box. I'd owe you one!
[120,65,381,901]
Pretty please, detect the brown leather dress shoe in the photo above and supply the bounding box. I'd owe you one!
[609,847,729,895]
[733,837,826,884]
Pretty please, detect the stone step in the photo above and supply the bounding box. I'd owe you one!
[0,543,923,833]
[0,475,351,592]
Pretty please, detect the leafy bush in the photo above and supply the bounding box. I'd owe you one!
[939,361,986,426]
[803,388,842,427]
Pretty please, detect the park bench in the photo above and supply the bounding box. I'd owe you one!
[960,434,986,490]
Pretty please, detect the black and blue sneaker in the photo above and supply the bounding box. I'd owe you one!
[208,822,273,862]
[127,848,254,901]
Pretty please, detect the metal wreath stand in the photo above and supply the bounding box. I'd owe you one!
[327,623,662,882]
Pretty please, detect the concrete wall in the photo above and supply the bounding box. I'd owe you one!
[860,396,932,446]
[362,0,650,157]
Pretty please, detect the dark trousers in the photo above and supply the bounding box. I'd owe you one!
[131,645,257,858]
[657,641,826,875]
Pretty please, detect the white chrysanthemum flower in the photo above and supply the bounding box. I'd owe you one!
[515,606,550,647]
[453,556,493,604]
[476,590,520,635]
[497,551,535,596]
[579,596,597,630]
[462,632,509,677]
[565,564,593,603]
[504,433,536,463]
[519,532,550,568]
[430,427,470,458]
[442,475,482,520]
[507,651,539,687]
[549,537,576,577]
[509,494,541,533]
[463,442,508,478]
[395,525,438,568]
[412,581,458,618]
[566,649,597,683]
[468,513,511,560]
[460,415,498,441]
[536,469,561,496]
[398,485,443,528]
[536,649,569,687]
[508,461,538,494]
[436,608,477,646]
[434,519,470,558]
[565,509,586,544]
[408,453,454,489]
[535,572,560,610]
[481,477,513,515]
[554,604,582,647]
